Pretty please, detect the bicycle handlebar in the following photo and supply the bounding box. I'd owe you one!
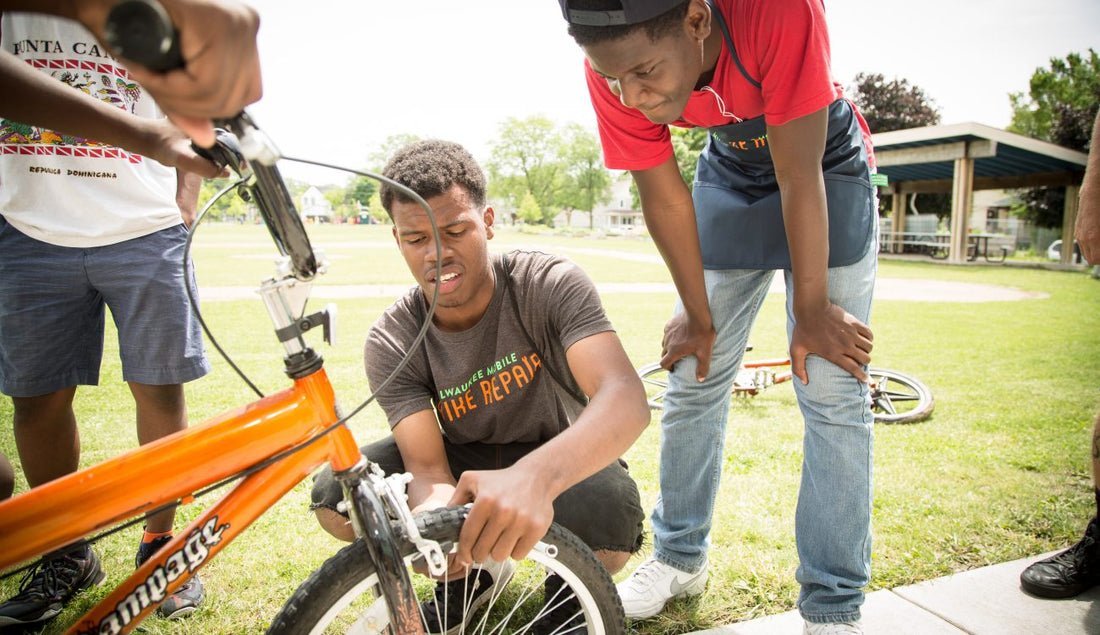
[105,0,320,281]
[104,0,183,72]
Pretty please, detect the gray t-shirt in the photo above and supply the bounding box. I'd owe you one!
[364,250,614,444]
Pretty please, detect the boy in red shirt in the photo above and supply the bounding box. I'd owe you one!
[558,2,877,633]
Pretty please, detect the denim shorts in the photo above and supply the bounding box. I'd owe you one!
[0,217,210,397]
[311,436,646,554]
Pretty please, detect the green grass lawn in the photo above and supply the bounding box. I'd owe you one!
[1,222,1098,634]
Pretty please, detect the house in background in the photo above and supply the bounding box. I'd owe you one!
[554,172,646,233]
[300,186,334,223]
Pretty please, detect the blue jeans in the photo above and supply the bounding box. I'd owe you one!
[651,243,876,624]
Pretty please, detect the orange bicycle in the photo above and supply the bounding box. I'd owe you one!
[637,349,935,424]
[0,4,623,634]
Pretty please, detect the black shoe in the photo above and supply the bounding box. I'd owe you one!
[0,544,105,627]
[534,574,585,635]
[135,535,206,619]
[1021,516,1100,598]
[420,560,515,635]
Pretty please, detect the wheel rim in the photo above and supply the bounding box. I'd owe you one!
[868,368,934,424]
[638,363,669,410]
[308,540,607,634]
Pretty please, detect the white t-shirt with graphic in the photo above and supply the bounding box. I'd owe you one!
[0,13,180,247]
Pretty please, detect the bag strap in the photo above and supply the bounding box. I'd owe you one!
[707,0,761,89]
[500,253,589,407]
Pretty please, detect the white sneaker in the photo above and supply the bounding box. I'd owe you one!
[804,621,864,635]
[616,556,708,619]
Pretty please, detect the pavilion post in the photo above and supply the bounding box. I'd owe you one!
[890,188,905,253]
[1061,184,1080,265]
[949,157,975,263]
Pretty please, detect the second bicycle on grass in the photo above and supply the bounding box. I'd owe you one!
[636,347,934,424]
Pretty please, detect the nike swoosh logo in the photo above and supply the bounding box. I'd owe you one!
[669,577,694,595]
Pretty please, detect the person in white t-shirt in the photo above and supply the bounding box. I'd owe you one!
[0,12,216,628]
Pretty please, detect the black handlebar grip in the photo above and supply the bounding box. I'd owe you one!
[103,0,183,72]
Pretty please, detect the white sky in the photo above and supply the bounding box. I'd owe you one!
[244,0,1100,185]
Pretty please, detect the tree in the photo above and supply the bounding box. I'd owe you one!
[671,126,708,186]
[558,123,611,228]
[347,175,378,209]
[848,72,947,218]
[848,72,941,134]
[367,133,423,171]
[625,126,709,209]
[1008,49,1100,228]
[516,190,541,224]
[1009,49,1100,142]
[366,190,388,224]
[487,115,565,224]
[197,178,251,221]
[323,187,352,220]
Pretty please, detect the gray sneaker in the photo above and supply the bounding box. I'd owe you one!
[135,535,206,619]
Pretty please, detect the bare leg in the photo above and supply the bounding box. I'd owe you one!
[1091,410,1100,513]
[0,451,14,500]
[315,507,355,542]
[12,387,80,487]
[129,382,188,534]
[594,549,629,575]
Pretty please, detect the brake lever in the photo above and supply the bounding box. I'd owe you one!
[215,111,282,167]
[193,128,249,177]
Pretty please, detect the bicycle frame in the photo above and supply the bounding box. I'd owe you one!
[0,293,353,635]
[0,107,433,633]
[736,357,794,395]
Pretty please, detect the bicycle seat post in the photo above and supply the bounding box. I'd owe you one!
[256,268,336,378]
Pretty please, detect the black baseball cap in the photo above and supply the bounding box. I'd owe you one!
[558,0,686,26]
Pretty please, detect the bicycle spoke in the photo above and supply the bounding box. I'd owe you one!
[874,396,897,415]
[880,392,920,402]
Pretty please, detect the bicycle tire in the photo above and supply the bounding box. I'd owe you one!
[867,367,935,424]
[267,506,625,634]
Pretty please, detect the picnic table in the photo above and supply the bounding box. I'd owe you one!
[879,231,1007,262]
[966,233,1007,262]
[879,231,950,258]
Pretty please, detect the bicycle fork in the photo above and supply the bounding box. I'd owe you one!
[261,273,433,634]
[335,465,426,634]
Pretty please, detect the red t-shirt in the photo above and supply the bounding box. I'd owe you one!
[586,0,873,171]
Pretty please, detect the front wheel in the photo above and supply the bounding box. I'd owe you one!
[867,367,934,424]
[268,506,625,634]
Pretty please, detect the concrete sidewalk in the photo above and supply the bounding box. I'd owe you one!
[689,553,1099,635]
